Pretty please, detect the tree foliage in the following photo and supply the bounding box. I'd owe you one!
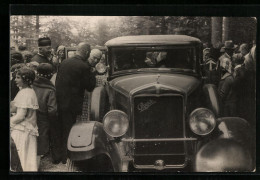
[43,17,74,49]
[10,16,256,50]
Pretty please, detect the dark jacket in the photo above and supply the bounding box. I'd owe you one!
[218,73,236,103]
[55,55,96,114]
[31,54,56,72]
[33,77,57,117]
[32,77,57,155]
[218,73,237,116]
[31,54,51,65]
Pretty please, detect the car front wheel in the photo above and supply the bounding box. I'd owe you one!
[67,155,114,172]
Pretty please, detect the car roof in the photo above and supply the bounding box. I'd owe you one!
[105,35,201,47]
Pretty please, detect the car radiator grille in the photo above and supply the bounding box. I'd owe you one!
[133,95,186,167]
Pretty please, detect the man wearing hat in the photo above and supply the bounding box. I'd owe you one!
[55,42,96,163]
[218,40,235,67]
[216,40,235,85]
[31,37,53,66]
[32,63,58,166]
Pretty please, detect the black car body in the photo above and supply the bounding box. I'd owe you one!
[67,35,254,172]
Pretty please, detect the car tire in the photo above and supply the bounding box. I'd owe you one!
[67,155,114,172]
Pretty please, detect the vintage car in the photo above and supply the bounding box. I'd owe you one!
[67,35,254,172]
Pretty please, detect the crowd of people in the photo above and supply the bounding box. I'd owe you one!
[202,40,256,125]
[10,37,103,172]
[10,36,256,172]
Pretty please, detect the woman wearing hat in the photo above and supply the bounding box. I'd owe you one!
[32,63,58,165]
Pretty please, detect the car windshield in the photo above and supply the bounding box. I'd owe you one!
[111,46,196,73]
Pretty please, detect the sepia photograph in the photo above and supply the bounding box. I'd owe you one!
[9,12,257,173]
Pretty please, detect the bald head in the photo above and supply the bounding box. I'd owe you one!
[76,42,91,61]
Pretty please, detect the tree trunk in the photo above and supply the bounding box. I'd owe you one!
[211,17,222,47]
[36,15,39,38]
[222,17,230,42]
[160,17,167,34]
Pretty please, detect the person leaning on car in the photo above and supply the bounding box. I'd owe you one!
[55,42,96,164]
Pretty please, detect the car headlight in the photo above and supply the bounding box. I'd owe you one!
[103,110,129,137]
[189,108,216,136]
[95,62,107,74]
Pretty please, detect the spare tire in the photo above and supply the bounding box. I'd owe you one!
[90,86,109,122]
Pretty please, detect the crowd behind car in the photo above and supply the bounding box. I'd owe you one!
[202,40,256,126]
[9,36,256,172]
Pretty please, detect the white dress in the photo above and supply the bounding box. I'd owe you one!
[11,88,39,172]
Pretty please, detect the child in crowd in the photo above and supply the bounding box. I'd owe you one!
[10,67,39,171]
[32,63,59,165]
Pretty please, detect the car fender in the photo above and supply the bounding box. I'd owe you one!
[217,117,253,149]
[202,84,221,117]
[68,121,111,161]
[194,138,253,172]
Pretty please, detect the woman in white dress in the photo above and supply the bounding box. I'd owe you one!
[10,67,39,171]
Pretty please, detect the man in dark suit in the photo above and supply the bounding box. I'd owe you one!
[55,42,96,163]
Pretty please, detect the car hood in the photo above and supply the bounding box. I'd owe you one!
[110,73,200,96]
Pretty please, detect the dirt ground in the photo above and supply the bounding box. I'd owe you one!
[38,154,67,172]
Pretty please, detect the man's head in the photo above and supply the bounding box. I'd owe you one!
[57,45,66,60]
[224,40,235,56]
[11,51,23,66]
[88,49,102,67]
[76,42,91,61]
[38,37,52,58]
[18,44,26,51]
[239,43,249,56]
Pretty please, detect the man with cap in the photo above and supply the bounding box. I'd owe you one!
[55,42,96,163]
[217,40,235,69]
[31,37,54,66]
